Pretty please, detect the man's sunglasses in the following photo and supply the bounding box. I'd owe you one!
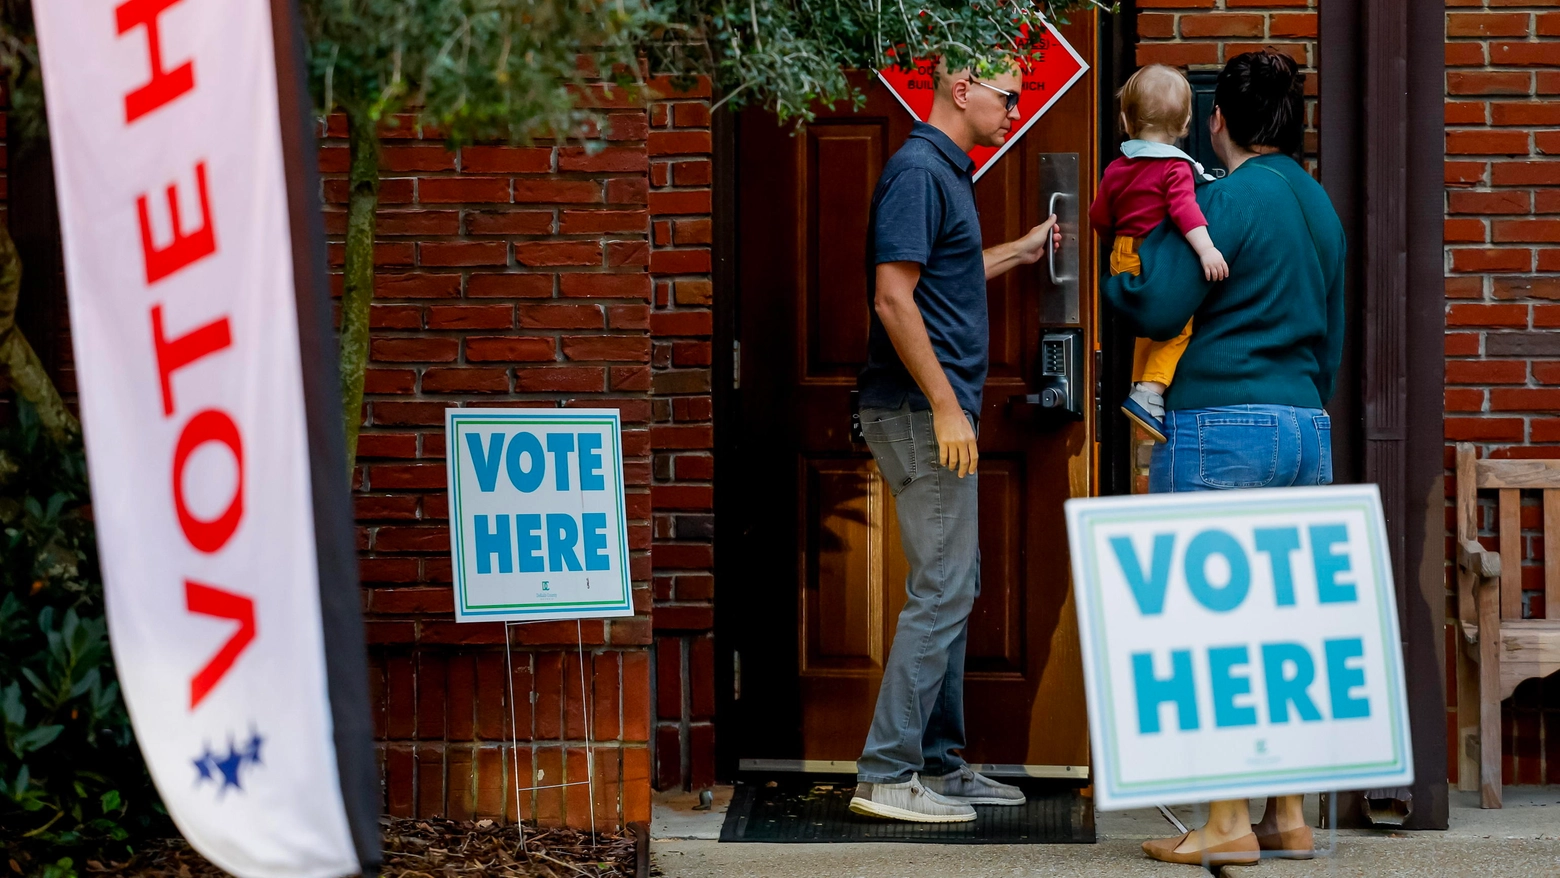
[968,78,1021,112]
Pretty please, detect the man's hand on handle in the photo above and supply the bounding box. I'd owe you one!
[983,214,1063,279]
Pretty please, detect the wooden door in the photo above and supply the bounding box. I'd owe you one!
[729,16,1098,774]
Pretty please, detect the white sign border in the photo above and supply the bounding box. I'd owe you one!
[1065,485,1415,810]
[445,407,635,622]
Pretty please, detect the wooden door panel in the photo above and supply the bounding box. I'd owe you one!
[806,124,882,378]
[735,14,1097,772]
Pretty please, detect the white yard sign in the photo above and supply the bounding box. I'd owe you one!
[445,409,634,622]
[1065,485,1413,810]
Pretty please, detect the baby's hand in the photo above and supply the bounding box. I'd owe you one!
[1200,247,1229,282]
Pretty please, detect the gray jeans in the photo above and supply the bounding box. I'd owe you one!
[856,403,980,783]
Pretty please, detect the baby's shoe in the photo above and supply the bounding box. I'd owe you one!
[1121,385,1167,443]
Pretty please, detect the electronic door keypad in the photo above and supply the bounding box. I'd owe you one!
[1009,329,1085,420]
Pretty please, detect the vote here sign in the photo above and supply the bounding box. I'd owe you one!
[445,409,633,622]
[1065,485,1413,810]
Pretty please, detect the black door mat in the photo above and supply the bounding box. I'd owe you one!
[719,777,1094,844]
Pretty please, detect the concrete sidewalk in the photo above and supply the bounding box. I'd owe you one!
[651,786,1560,877]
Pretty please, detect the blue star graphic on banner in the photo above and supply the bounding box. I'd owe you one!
[192,728,265,795]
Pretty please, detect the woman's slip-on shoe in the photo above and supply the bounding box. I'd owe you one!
[1142,830,1260,866]
[1256,824,1316,859]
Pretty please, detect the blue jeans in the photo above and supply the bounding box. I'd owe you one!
[856,403,979,783]
[1149,405,1333,493]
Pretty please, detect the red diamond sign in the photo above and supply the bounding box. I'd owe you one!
[877,23,1089,181]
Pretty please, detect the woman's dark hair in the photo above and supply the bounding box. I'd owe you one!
[1214,49,1306,156]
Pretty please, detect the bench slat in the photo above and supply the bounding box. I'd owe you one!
[1500,489,1522,621]
[1476,458,1560,490]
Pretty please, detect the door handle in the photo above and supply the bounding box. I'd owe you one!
[1047,191,1070,287]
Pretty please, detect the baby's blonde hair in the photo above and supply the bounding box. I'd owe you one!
[1118,64,1194,139]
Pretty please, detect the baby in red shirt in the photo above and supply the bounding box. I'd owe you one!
[1090,64,1228,441]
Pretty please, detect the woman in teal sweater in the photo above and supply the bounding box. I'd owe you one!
[1104,51,1347,865]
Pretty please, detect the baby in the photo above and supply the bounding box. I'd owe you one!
[1089,64,1228,442]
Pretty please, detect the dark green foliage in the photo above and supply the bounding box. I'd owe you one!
[0,403,165,875]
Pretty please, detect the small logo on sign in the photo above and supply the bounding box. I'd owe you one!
[193,729,264,795]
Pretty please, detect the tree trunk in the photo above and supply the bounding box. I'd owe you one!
[0,221,77,444]
[339,107,380,481]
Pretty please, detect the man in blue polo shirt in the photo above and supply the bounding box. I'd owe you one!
[849,63,1060,824]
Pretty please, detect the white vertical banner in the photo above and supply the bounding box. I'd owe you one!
[34,1,372,875]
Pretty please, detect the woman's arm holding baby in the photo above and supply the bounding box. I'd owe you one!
[1164,163,1228,281]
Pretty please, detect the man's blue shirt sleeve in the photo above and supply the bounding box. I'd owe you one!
[873,168,945,266]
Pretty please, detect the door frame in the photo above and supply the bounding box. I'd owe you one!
[709,16,1128,782]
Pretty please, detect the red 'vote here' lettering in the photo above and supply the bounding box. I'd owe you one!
[150,305,231,416]
[115,0,195,123]
[137,161,216,284]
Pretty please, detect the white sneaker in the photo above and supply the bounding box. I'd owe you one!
[848,775,976,823]
[920,765,1026,806]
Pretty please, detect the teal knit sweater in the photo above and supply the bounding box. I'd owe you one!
[1103,153,1347,411]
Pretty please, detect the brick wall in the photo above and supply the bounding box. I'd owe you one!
[1133,0,1320,162]
[1441,1,1560,786]
[646,78,720,793]
[322,91,670,827]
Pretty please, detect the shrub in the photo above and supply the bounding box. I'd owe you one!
[0,402,164,874]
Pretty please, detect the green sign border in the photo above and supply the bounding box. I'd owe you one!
[1074,493,1411,802]
[448,411,633,618]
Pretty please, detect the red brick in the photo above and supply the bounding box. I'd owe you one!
[1539,71,1560,95]
[370,303,426,331]
[375,273,461,299]
[652,424,713,449]
[370,402,448,427]
[376,210,462,235]
[1494,276,1560,299]
[467,273,554,298]
[1136,0,1213,6]
[1492,388,1560,411]
[516,241,601,267]
[652,543,714,570]
[370,586,456,614]
[1446,42,1488,67]
[1450,248,1532,273]
[356,493,420,520]
[1446,417,1526,441]
[421,368,510,394]
[465,211,555,235]
[606,177,650,205]
[1492,161,1560,186]
[1448,71,1532,96]
[381,145,456,172]
[1492,102,1560,127]
[1136,42,1220,68]
[1446,360,1528,385]
[1179,13,1264,37]
[514,367,606,393]
[1446,161,1488,185]
[672,341,712,367]
[1447,387,1484,413]
[371,337,459,362]
[651,310,713,336]
[671,159,713,187]
[607,241,651,268]
[366,463,447,489]
[1449,189,1532,215]
[356,433,419,459]
[1534,419,1560,442]
[360,557,421,583]
[560,273,652,299]
[1539,190,1560,213]
[364,369,416,394]
[1445,101,1488,125]
[1447,332,1483,357]
[421,306,508,332]
[420,177,511,203]
[465,337,557,362]
[1539,131,1560,156]
[1494,219,1560,243]
[558,146,649,173]
[560,210,648,234]
[375,526,450,553]
[459,146,553,174]
[1447,276,1485,299]
[1448,12,1532,38]
[672,102,712,129]
[1540,12,1560,37]
[1535,304,1560,327]
[1135,12,1175,38]
[1446,218,1487,243]
[1447,303,1530,327]
[603,112,651,142]
[653,485,713,510]
[654,605,715,631]
[1536,362,1560,385]
[647,75,714,99]
[519,303,605,330]
[648,131,712,156]
[1539,249,1560,271]
[649,189,713,216]
[1492,42,1560,67]
[1269,12,1318,38]
[419,241,508,266]
[650,249,712,274]
[1224,43,1307,65]
[513,179,603,204]
[1447,130,1532,156]
[608,304,652,330]
[562,336,651,362]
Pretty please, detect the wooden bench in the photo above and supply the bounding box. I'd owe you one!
[1454,444,1560,808]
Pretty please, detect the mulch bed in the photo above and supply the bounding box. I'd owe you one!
[64,818,641,877]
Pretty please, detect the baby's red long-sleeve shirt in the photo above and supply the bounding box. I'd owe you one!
[1089,156,1207,241]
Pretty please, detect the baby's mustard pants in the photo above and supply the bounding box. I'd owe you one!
[1114,235,1194,387]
